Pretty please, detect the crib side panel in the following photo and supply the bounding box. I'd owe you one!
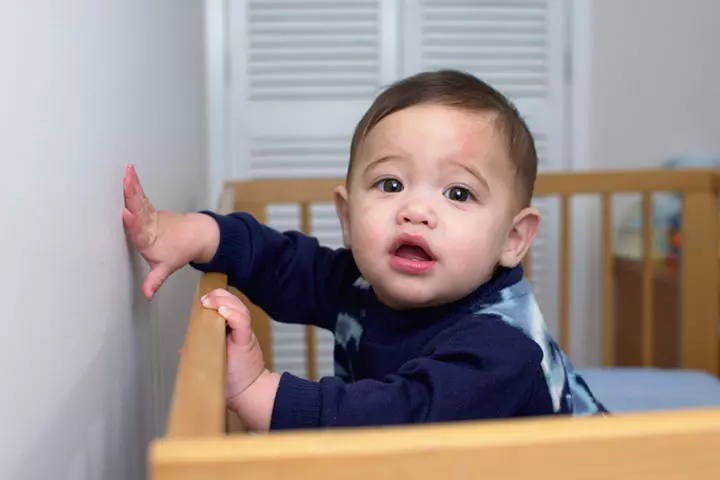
[150,408,720,480]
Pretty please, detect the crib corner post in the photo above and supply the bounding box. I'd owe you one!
[679,189,719,376]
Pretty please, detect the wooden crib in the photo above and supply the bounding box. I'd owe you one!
[149,169,720,479]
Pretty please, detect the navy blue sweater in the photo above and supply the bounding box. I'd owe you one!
[192,212,606,429]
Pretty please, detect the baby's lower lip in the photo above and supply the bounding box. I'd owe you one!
[388,253,436,275]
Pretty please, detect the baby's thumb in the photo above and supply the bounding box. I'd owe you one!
[142,265,170,300]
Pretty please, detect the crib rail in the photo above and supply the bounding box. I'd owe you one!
[226,169,720,378]
[148,169,720,479]
[164,272,228,437]
[151,407,720,479]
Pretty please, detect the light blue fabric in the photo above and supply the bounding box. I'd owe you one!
[473,278,607,416]
[577,367,720,413]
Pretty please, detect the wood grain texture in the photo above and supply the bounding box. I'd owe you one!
[151,408,720,479]
[641,191,654,366]
[680,191,719,374]
[559,194,570,353]
[601,192,614,366]
[165,273,228,438]
[521,246,531,283]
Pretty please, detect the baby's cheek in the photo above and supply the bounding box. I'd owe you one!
[355,222,384,249]
[450,232,495,267]
[357,204,387,235]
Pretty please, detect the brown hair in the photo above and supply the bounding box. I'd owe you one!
[346,69,538,207]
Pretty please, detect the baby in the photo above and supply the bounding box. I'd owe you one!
[123,69,606,432]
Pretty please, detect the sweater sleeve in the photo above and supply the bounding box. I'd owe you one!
[190,211,351,331]
[269,316,554,429]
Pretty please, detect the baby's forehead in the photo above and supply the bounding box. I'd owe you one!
[364,106,504,151]
[360,124,509,171]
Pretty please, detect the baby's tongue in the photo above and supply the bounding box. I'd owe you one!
[395,245,431,261]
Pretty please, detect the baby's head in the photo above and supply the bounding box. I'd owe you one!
[333,70,540,310]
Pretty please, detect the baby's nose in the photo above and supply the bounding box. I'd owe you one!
[397,204,437,228]
[402,214,429,225]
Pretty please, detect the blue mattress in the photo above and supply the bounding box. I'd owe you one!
[577,367,720,413]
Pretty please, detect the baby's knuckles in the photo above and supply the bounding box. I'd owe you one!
[202,289,249,315]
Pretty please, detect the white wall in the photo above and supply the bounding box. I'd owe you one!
[590,0,720,170]
[0,1,206,479]
[576,0,720,367]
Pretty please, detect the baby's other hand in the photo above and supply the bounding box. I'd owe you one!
[201,289,266,409]
[122,164,219,300]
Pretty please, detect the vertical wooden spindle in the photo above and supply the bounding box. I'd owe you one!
[601,193,614,366]
[300,201,317,381]
[680,191,718,374]
[522,247,532,283]
[559,195,570,354]
[641,192,654,367]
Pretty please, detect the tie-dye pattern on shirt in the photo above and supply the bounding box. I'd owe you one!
[470,278,608,415]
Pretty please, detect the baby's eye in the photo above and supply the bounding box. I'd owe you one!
[375,178,404,193]
[444,186,473,202]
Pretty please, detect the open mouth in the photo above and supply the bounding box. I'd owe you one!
[389,234,436,263]
[394,244,433,262]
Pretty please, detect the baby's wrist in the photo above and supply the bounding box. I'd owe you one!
[228,369,281,431]
[185,212,220,264]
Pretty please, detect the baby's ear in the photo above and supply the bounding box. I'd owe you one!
[333,185,352,248]
[499,207,541,268]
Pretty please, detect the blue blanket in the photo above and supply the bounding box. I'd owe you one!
[577,367,720,413]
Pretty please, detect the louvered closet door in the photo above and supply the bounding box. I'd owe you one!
[228,0,399,379]
[401,0,569,340]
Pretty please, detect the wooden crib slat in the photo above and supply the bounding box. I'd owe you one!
[641,192,654,367]
[559,195,570,354]
[680,191,719,374]
[601,193,614,367]
[300,201,317,381]
[305,327,317,381]
[522,247,531,283]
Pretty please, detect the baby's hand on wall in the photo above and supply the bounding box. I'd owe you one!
[122,164,218,300]
[201,288,267,411]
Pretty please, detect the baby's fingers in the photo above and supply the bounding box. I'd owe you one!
[201,289,247,312]
[202,290,249,324]
[217,305,254,347]
[123,164,155,217]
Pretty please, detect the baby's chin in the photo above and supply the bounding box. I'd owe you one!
[372,281,453,310]
[356,261,465,308]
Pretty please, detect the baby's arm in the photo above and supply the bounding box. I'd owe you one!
[123,165,345,329]
[233,317,553,430]
[191,210,349,331]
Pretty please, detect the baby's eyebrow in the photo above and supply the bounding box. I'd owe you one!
[364,155,403,171]
[455,162,490,192]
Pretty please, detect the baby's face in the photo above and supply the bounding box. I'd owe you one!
[334,104,537,310]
